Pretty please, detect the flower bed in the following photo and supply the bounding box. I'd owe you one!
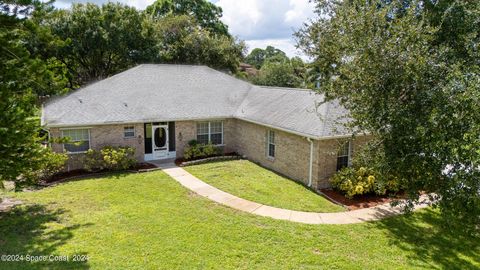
[42,162,158,185]
[176,154,241,166]
[320,188,405,210]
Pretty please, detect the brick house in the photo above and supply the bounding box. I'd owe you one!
[42,64,369,189]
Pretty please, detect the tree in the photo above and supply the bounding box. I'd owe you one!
[145,0,229,36]
[245,46,288,69]
[252,58,305,88]
[150,15,245,73]
[0,0,68,187]
[296,0,480,229]
[45,3,155,86]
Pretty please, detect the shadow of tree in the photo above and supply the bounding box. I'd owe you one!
[375,208,480,269]
[0,204,91,269]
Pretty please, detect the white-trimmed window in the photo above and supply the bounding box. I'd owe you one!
[336,141,351,171]
[196,121,223,145]
[124,126,135,138]
[62,129,90,153]
[267,130,275,158]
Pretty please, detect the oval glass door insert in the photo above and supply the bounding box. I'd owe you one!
[154,127,166,148]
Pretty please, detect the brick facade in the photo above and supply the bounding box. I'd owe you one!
[315,136,371,188]
[174,119,236,157]
[229,119,319,188]
[50,123,144,170]
[50,120,370,189]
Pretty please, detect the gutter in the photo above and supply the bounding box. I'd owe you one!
[306,137,314,187]
[44,116,367,141]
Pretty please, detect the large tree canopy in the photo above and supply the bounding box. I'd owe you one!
[37,2,242,86]
[245,46,311,88]
[296,0,480,228]
[245,46,288,69]
[251,56,309,88]
[149,15,245,73]
[1,0,68,185]
[145,0,229,36]
[45,3,154,87]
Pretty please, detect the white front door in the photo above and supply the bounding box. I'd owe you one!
[152,125,169,159]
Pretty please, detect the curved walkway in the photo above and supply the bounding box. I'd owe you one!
[157,163,430,224]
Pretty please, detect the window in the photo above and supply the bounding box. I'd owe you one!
[336,141,351,171]
[210,121,223,145]
[196,121,223,145]
[267,130,275,158]
[124,126,135,138]
[196,122,209,144]
[62,129,90,153]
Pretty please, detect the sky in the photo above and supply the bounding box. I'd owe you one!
[53,0,317,59]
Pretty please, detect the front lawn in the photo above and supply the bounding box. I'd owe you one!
[184,160,344,212]
[1,171,478,269]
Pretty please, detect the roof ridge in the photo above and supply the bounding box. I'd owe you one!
[139,63,208,68]
[256,85,314,92]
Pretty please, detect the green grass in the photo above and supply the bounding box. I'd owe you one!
[184,160,344,212]
[1,171,479,269]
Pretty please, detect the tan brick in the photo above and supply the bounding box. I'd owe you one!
[50,120,371,188]
[50,123,144,170]
[229,119,319,188]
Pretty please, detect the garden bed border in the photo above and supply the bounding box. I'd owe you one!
[178,155,243,167]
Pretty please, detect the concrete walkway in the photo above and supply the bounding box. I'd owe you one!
[0,198,22,212]
[157,163,430,224]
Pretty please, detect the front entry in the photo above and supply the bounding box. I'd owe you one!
[152,125,168,159]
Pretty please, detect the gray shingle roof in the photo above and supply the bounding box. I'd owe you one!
[235,86,350,138]
[42,64,350,139]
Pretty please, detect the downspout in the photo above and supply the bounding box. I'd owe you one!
[306,137,314,187]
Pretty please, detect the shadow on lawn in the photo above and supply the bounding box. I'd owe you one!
[0,204,91,269]
[376,208,480,270]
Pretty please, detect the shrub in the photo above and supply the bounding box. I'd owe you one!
[20,148,67,184]
[38,149,68,180]
[184,140,220,160]
[331,166,400,198]
[85,146,136,172]
[27,148,68,183]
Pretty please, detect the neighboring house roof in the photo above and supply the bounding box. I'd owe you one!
[239,62,259,76]
[42,64,350,139]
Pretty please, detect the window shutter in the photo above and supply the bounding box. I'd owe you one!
[265,130,268,157]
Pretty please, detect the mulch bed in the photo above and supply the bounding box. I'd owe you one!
[133,162,158,170]
[175,152,239,166]
[45,162,158,184]
[320,188,404,210]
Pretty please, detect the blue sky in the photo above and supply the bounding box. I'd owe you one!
[53,0,317,58]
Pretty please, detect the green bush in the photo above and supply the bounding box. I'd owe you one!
[184,140,220,160]
[33,149,68,181]
[20,148,68,183]
[85,146,136,172]
[39,149,68,180]
[331,166,400,198]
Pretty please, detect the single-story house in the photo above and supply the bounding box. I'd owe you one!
[42,64,369,189]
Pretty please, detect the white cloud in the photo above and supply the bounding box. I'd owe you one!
[127,0,155,10]
[285,0,316,25]
[215,0,315,58]
[215,0,262,38]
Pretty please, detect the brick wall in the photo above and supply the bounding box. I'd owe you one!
[315,135,372,189]
[49,120,371,190]
[174,121,196,157]
[50,123,144,170]
[229,119,321,188]
[174,119,236,157]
